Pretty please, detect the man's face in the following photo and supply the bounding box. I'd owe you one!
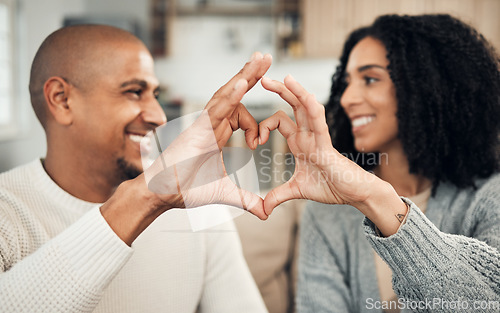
[69,41,166,183]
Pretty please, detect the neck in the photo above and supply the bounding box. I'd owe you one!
[44,144,119,203]
[374,143,431,197]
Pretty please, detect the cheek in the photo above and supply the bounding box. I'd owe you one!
[368,89,399,135]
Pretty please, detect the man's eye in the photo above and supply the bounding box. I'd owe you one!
[154,91,160,99]
[127,89,142,96]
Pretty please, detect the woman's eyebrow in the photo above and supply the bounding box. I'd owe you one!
[344,64,387,80]
[358,64,387,72]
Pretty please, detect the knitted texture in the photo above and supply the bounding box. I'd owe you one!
[0,160,267,313]
[298,173,500,313]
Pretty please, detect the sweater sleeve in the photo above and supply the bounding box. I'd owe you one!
[197,219,268,313]
[363,198,500,313]
[0,206,133,313]
[297,207,354,313]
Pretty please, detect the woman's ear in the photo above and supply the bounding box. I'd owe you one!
[43,77,74,126]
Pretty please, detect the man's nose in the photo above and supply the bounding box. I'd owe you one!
[141,98,167,127]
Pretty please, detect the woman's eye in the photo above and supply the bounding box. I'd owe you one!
[364,77,378,85]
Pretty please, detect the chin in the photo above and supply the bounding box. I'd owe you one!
[116,157,143,180]
[354,142,376,153]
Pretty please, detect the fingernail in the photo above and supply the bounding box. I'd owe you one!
[258,137,262,145]
[253,138,258,148]
[250,51,263,61]
[234,79,245,90]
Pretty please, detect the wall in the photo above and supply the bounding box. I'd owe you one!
[84,0,151,47]
[155,15,336,114]
[0,0,85,172]
[0,0,335,172]
[0,0,337,173]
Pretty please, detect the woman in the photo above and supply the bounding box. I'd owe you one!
[258,14,500,312]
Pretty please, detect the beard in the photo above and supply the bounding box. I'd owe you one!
[116,157,142,181]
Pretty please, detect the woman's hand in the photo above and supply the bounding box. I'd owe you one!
[260,75,407,236]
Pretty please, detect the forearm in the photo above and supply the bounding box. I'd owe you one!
[364,202,500,312]
[0,207,132,313]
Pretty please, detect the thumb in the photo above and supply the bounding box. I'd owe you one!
[263,181,295,216]
[220,177,267,220]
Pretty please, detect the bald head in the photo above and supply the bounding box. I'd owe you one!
[29,24,146,128]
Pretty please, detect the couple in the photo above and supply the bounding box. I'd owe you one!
[1,13,499,313]
[0,23,334,313]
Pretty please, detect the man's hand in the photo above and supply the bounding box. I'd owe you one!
[102,53,272,246]
[143,53,272,218]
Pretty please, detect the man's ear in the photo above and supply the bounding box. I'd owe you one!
[43,77,74,126]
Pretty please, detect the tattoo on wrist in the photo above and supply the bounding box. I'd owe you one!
[396,213,406,223]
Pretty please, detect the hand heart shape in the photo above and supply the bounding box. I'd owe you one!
[143,52,381,221]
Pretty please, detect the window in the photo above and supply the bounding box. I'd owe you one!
[0,0,16,139]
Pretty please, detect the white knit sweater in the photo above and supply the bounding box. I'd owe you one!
[0,160,267,313]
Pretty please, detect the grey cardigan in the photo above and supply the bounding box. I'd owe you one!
[297,173,500,313]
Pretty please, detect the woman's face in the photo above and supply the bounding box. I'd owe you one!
[340,36,399,153]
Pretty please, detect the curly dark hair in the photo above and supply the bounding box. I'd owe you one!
[326,14,500,190]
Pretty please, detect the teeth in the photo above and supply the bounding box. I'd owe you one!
[352,116,375,128]
[128,134,144,143]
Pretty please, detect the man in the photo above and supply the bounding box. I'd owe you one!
[0,24,270,312]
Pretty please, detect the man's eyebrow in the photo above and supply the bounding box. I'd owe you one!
[120,79,148,88]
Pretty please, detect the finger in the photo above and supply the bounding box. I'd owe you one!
[206,78,249,131]
[221,177,268,220]
[206,53,272,126]
[262,76,310,130]
[303,93,333,148]
[258,110,296,145]
[244,52,273,90]
[263,181,296,216]
[237,187,268,220]
[214,120,234,149]
[283,74,312,106]
[228,103,259,150]
[261,77,302,111]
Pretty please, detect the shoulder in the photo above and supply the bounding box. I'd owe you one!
[0,161,42,270]
[473,172,500,201]
[441,173,500,246]
[454,172,500,213]
[467,172,500,220]
[0,160,41,200]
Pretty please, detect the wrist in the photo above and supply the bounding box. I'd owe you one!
[354,181,408,237]
[100,175,174,246]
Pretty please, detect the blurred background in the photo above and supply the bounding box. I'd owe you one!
[0,0,499,182]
